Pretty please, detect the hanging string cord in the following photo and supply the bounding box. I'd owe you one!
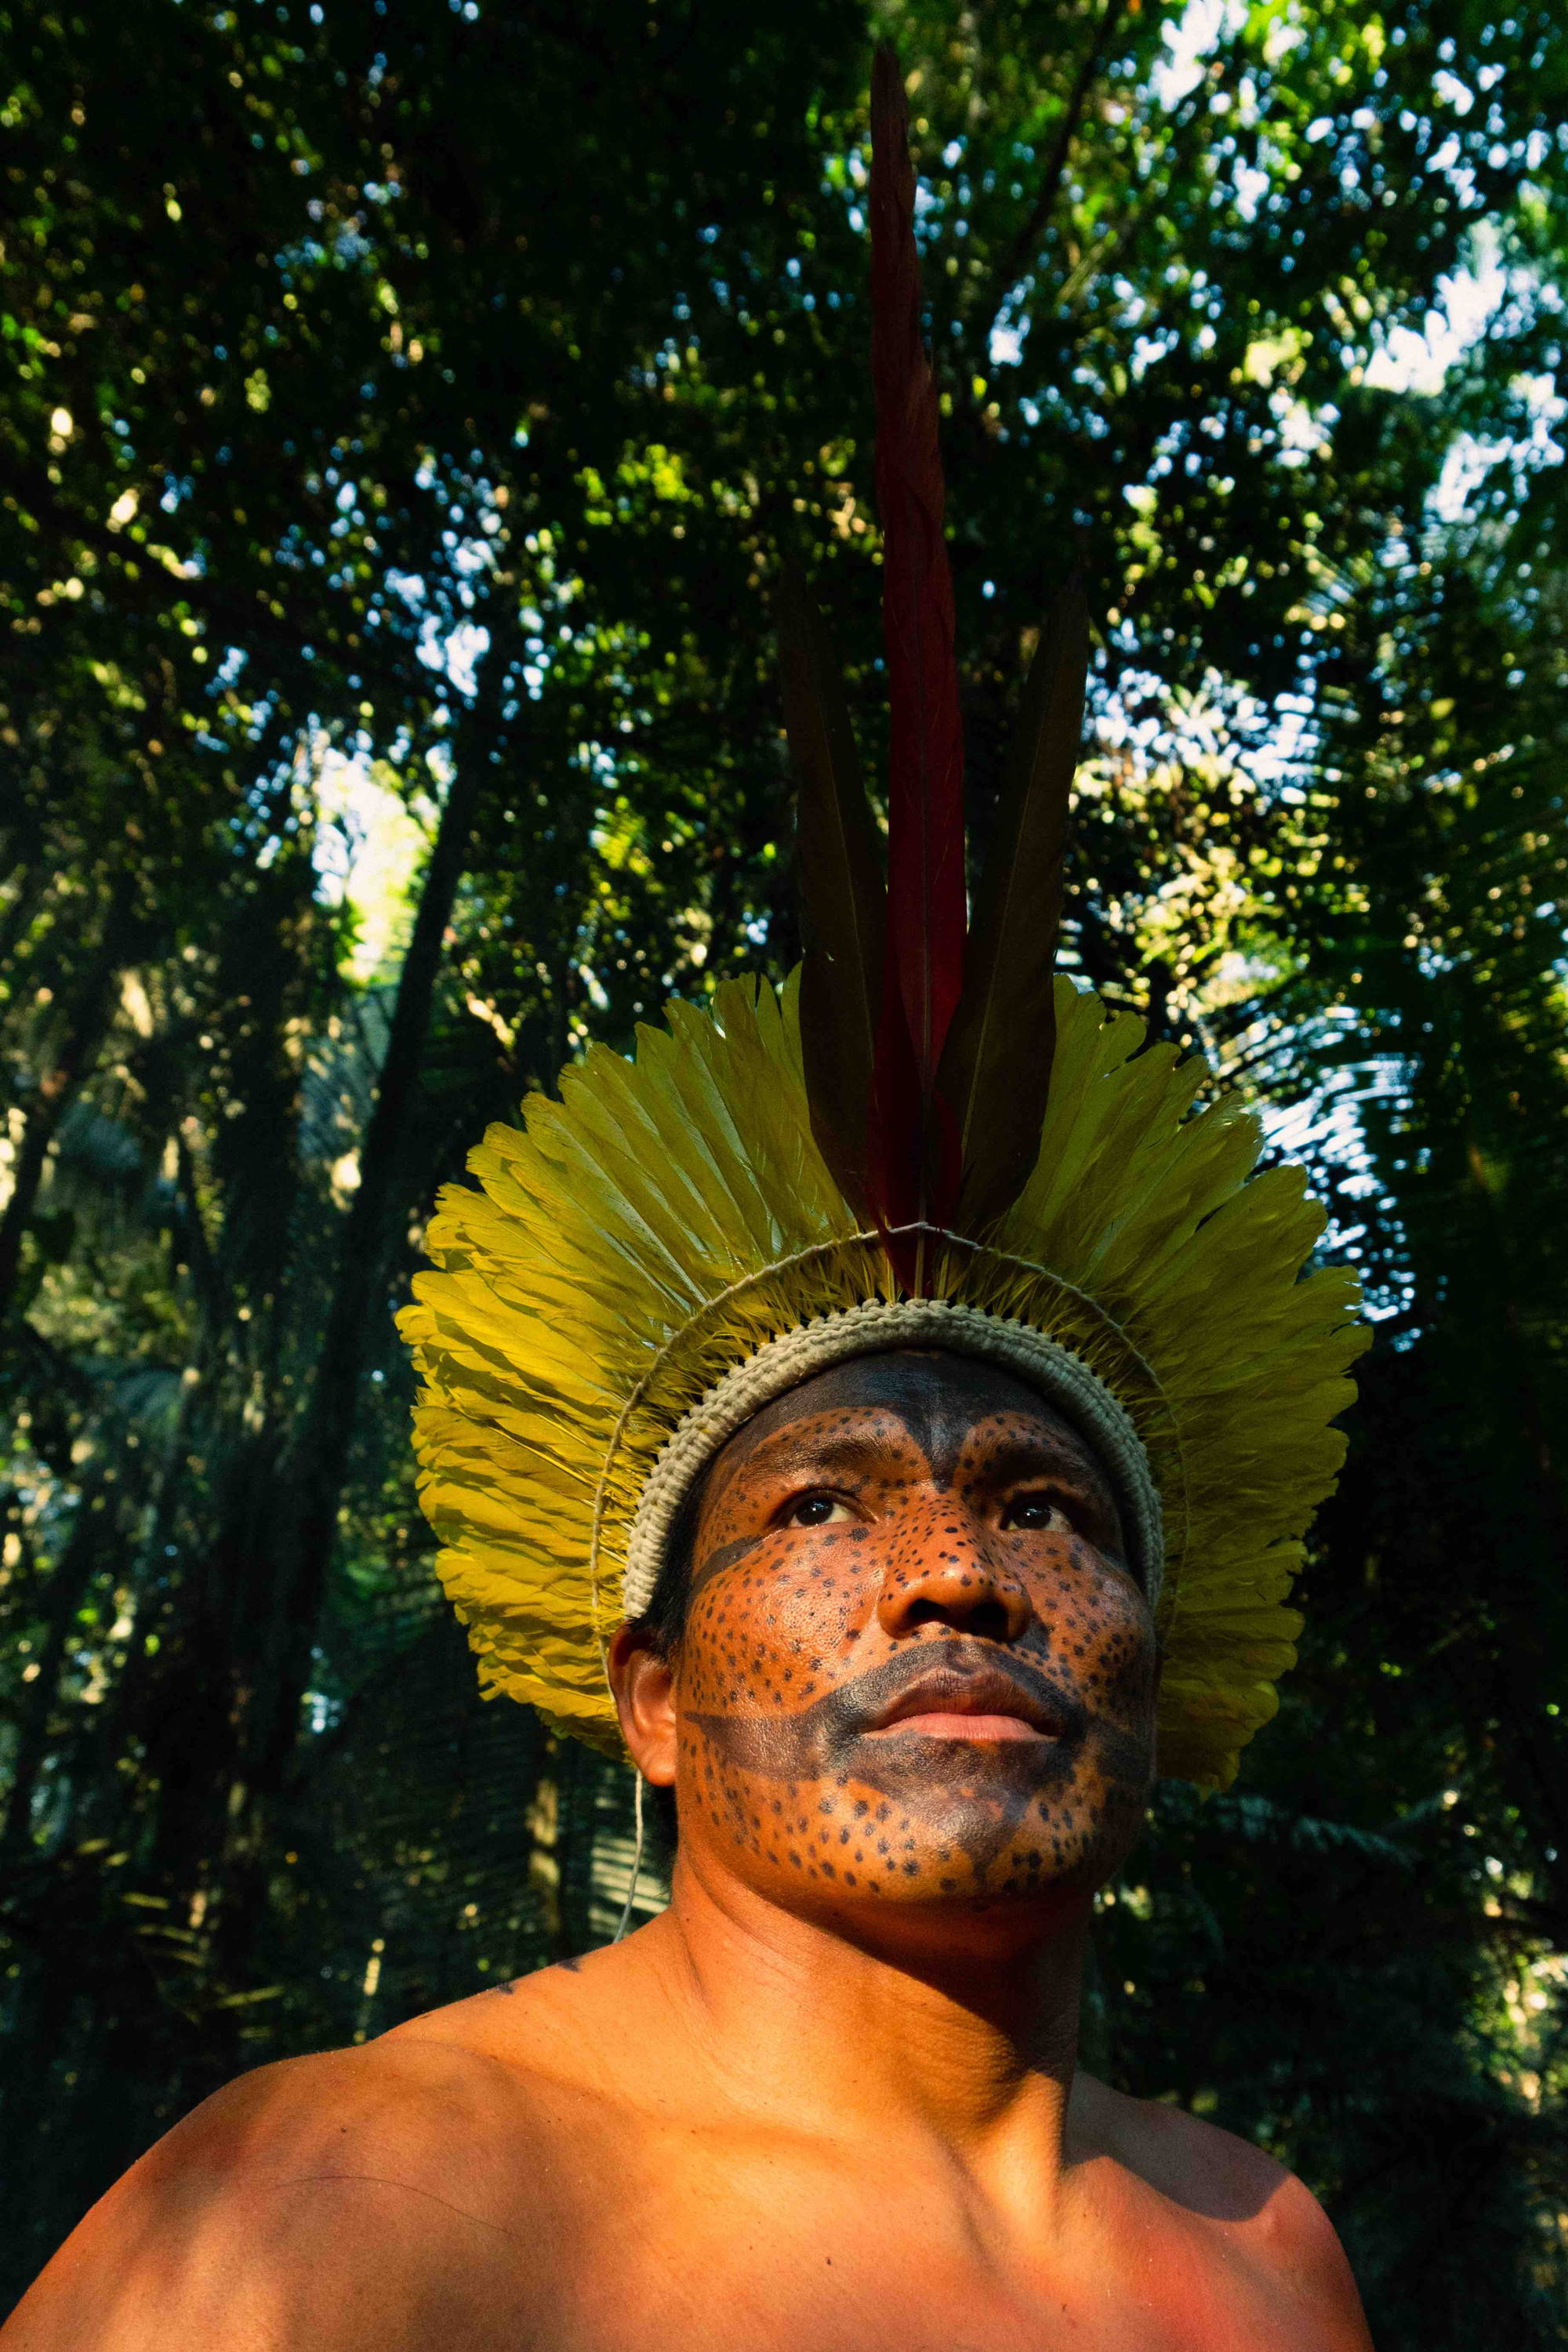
[614,1770,647,1943]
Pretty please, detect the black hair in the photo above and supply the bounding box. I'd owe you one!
[621,1461,709,1857]
[631,1467,705,1655]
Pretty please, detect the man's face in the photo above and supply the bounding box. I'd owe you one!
[645,1349,1159,1922]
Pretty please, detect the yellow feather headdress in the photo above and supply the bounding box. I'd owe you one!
[401,973,1363,1790]
[398,54,1365,1792]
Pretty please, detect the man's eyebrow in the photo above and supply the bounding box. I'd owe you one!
[963,1425,1113,1489]
[720,1419,915,1484]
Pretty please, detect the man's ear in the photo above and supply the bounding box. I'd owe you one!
[608,1624,677,1788]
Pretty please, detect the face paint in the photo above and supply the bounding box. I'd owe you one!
[669,1350,1159,1909]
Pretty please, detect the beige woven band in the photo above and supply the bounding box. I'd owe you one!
[621,1298,1163,1618]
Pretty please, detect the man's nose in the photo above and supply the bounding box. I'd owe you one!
[874,1497,1033,1644]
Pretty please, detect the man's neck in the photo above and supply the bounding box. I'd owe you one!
[628,1851,1092,2219]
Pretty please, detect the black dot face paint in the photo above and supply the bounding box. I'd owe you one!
[669,1350,1159,1911]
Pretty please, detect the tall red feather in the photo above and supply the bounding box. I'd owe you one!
[867,44,966,1286]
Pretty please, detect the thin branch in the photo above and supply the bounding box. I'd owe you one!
[967,0,1128,355]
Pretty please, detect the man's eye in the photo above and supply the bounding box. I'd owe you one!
[780,1493,853,1528]
[1002,1492,1072,1534]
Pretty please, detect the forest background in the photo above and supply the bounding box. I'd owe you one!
[2,0,1566,2336]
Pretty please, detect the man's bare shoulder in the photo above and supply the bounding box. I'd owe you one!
[0,1987,589,2352]
[1073,2074,1374,2346]
[381,1944,640,2086]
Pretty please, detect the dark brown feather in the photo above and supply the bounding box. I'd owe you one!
[776,565,885,1218]
[938,579,1090,1231]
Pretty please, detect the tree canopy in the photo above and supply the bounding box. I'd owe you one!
[2,0,1566,2339]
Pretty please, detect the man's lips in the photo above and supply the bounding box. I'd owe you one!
[863,1661,1076,1745]
[873,1710,1047,1744]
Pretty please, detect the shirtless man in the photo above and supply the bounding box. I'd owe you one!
[6,1349,1374,2350]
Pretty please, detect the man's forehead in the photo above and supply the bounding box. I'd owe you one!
[712,1348,1109,1484]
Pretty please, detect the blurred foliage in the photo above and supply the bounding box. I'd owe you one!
[2,0,1566,2338]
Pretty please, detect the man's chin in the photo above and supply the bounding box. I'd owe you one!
[776,1841,1109,1946]
[800,1758,1115,1909]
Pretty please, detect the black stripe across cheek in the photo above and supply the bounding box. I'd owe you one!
[686,1533,765,1602]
